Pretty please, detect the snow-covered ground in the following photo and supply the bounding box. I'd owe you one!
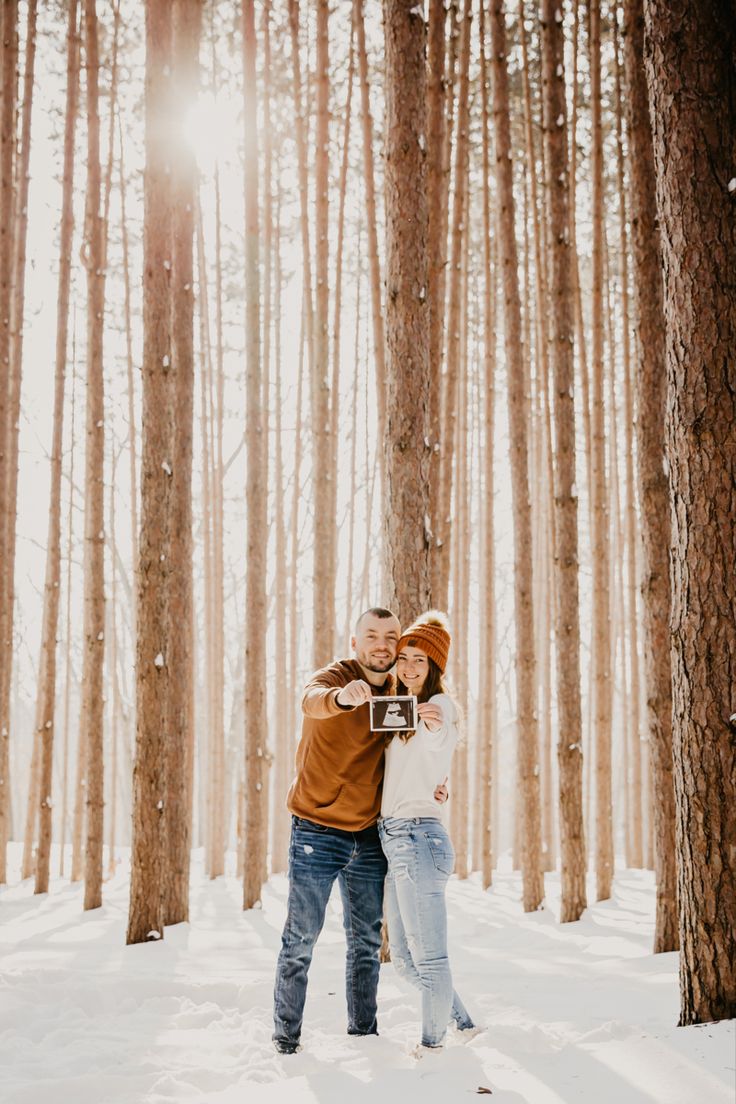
[1,845,733,1104]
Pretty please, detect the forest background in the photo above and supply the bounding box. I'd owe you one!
[0,0,733,1046]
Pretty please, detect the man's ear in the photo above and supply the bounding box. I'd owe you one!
[350,636,356,652]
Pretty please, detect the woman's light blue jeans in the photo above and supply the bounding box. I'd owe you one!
[378,816,474,1047]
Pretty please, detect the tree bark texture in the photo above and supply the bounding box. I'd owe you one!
[541,0,587,923]
[382,0,432,625]
[622,0,678,955]
[644,0,736,1024]
[127,0,173,944]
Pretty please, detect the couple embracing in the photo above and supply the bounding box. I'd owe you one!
[272,607,476,1056]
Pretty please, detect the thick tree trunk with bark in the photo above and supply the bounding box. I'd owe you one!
[644,0,736,1024]
[541,0,587,923]
[127,0,173,945]
[382,0,431,624]
[489,0,543,912]
[81,0,106,913]
[622,0,678,956]
[242,0,268,910]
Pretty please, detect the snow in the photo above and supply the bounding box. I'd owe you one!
[0,844,733,1104]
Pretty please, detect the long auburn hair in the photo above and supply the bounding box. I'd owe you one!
[388,646,449,744]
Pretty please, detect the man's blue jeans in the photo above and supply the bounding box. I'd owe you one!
[379,816,474,1047]
[273,815,387,1047]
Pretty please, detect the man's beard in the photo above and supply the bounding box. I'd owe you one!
[357,651,395,674]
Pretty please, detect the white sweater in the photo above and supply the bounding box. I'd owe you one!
[380,693,459,821]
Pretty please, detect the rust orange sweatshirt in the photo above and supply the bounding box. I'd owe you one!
[286,659,394,831]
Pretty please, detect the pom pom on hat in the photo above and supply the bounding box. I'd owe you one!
[397,610,452,673]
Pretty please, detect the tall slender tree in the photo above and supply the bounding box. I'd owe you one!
[81,0,106,913]
[165,0,201,926]
[588,0,613,903]
[311,0,335,667]
[0,0,19,885]
[489,0,544,913]
[541,0,587,923]
[242,0,268,910]
[622,0,677,955]
[127,0,174,944]
[34,0,80,895]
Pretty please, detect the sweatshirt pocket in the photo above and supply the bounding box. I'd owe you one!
[317,782,378,826]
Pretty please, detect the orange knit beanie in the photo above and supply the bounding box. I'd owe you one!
[397,610,452,673]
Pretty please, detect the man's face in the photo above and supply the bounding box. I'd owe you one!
[351,613,401,674]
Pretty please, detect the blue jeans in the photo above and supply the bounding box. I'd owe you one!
[379,816,474,1047]
[273,815,387,1046]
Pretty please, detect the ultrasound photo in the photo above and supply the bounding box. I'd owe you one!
[369,695,418,733]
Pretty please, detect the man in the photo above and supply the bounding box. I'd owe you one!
[272,607,401,1054]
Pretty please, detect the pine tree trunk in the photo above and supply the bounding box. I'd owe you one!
[588,0,613,904]
[127,0,173,944]
[242,0,268,910]
[271,176,291,875]
[353,0,386,450]
[59,366,78,877]
[0,0,18,885]
[311,0,335,667]
[436,0,472,612]
[478,0,496,889]
[164,0,200,926]
[541,0,587,923]
[382,0,431,624]
[490,0,543,912]
[426,0,448,606]
[81,0,106,913]
[622,0,678,956]
[34,0,79,896]
[644,0,735,1023]
[613,17,643,869]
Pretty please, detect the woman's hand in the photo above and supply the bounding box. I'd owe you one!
[417,701,443,731]
[434,777,449,804]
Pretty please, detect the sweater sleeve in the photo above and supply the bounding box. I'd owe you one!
[418,694,459,751]
[301,667,354,719]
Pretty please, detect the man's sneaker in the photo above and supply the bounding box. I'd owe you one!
[273,1038,301,1055]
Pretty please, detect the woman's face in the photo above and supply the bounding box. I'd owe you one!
[396,645,429,695]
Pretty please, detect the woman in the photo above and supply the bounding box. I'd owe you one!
[378,611,476,1053]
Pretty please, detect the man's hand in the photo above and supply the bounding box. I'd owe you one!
[434,776,449,804]
[335,679,373,708]
[417,702,443,732]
